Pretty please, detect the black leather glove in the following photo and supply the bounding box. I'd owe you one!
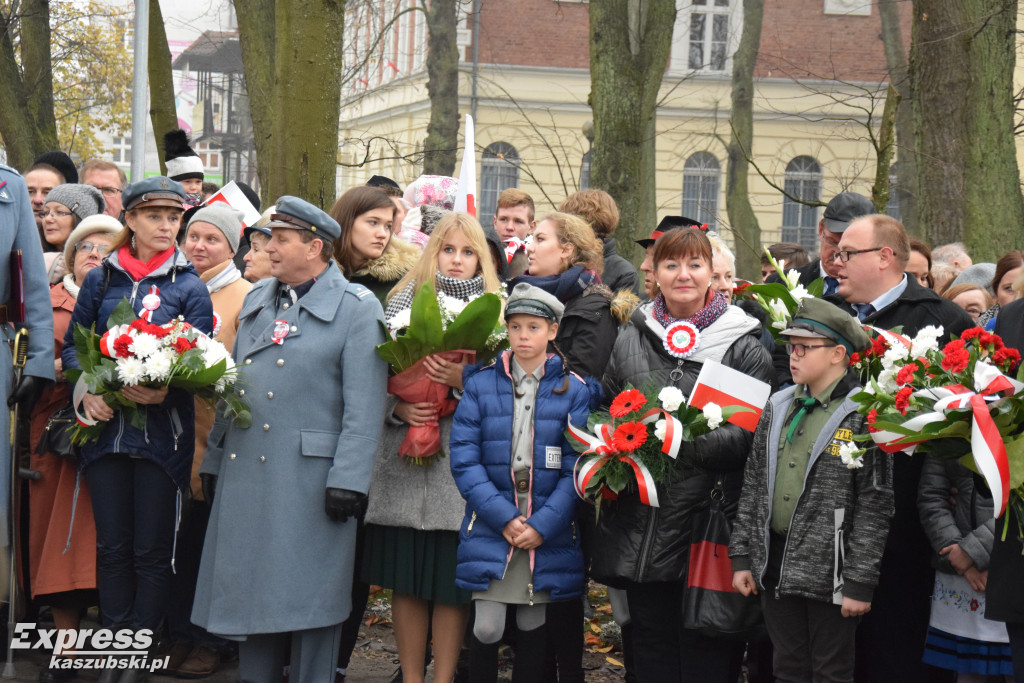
[8,375,48,412]
[200,473,217,505]
[325,487,367,523]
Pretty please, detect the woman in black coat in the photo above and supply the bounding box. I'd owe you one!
[591,228,773,683]
[990,297,1024,674]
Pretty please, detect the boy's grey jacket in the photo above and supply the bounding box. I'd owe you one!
[729,385,894,603]
[918,456,994,572]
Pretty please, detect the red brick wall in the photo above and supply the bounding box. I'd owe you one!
[756,0,912,81]
[473,0,590,68]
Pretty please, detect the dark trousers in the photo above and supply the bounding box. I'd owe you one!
[1007,622,1024,678]
[625,580,743,683]
[761,593,858,683]
[168,497,226,649]
[542,598,585,682]
[338,519,369,671]
[86,454,177,630]
[239,625,341,683]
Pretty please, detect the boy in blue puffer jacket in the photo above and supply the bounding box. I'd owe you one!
[450,283,592,683]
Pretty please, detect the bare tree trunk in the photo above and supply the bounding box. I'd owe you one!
[870,83,898,214]
[422,0,458,176]
[725,0,763,281]
[910,0,1023,257]
[0,0,59,169]
[148,0,178,174]
[233,0,275,205]
[878,0,917,233]
[589,0,675,264]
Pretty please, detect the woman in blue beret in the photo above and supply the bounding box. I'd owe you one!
[62,177,213,679]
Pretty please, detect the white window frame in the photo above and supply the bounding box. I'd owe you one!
[780,156,823,251]
[668,0,742,76]
[681,151,720,230]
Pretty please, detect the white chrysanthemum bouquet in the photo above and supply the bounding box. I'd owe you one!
[65,298,252,444]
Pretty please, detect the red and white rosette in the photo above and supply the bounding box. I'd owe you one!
[664,321,700,359]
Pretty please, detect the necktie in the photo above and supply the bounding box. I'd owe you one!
[824,277,839,297]
[786,397,818,443]
[853,303,874,321]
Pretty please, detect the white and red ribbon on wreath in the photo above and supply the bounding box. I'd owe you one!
[567,417,661,507]
[870,361,1024,517]
[640,407,683,459]
[866,325,911,350]
[72,376,97,428]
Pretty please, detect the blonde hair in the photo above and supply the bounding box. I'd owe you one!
[387,213,501,301]
[707,231,735,270]
[538,211,604,275]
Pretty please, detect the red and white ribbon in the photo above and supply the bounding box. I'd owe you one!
[72,376,97,428]
[569,415,661,506]
[567,418,616,455]
[640,407,682,459]
[866,326,911,349]
[619,454,660,507]
[98,324,134,358]
[870,362,1024,516]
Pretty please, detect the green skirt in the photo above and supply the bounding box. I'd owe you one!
[361,524,471,605]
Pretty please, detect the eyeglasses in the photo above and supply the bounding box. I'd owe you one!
[94,186,122,197]
[74,241,111,256]
[832,247,883,263]
[786,342,837,357]
[43,209,72,219]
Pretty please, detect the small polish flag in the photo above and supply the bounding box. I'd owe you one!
[688,359,772,432]
[454,114,477,217]
[204,181,261,228]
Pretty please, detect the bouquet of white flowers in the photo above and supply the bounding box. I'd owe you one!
[66,298,251,444]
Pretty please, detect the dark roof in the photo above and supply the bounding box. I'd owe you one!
[172,31,243,73]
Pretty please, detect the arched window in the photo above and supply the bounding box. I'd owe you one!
[480,142,520,228]
[681,152,720,230]
[886,163,901,221]
[781,156,822,249]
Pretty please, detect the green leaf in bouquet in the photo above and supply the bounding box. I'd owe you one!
[73,323,102,371]
[807,277,825,298]
[443,293,501,352]
[221,392,253,429]
[376,336,432,372]
[107,297,139,327]
[738,282,798,310]
[408,282,444,347]
[177,348,207,373]
[1005,435,1024,491]
[169,358,228,391]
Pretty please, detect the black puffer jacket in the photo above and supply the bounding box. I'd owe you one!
[601,238,641,297]
[556,283,618,382]
[588,303,774,586]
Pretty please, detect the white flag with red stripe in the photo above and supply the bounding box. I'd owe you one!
[204,181,261,228]
[688,359,772,432]
[454,114,477,217]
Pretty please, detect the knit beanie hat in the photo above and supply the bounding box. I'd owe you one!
[187,204,244,254]
[32,151,78,184]
[63,214,124,267]
[44,184,105,223]
[163,129,204,181]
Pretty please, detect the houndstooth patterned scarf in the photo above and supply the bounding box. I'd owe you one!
[384,271,486,324]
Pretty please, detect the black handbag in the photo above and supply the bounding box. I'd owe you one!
[682,483,762,638]
[35,403,78,461]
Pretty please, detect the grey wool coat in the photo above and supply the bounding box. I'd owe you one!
[364,398,465,531]
[192,263,388,637]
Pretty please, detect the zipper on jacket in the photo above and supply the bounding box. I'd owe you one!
[467,511,476,533]
[571,520,577,543]
[129,279,141,305]
[635,506,659,581]
[528,583,534,606]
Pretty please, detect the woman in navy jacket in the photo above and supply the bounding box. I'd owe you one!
[61,178,212,669]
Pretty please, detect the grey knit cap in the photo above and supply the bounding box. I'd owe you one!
[950,263,997,293]
[44,184,105,223]
[187,204,244,254]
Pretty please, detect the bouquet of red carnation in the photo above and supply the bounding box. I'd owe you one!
[850,325,1024,523]
[65,298,251,444]
[566,384,749,512]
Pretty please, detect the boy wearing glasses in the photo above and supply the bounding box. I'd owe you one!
[730,297,893,682]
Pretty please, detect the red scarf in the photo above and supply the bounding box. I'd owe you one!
[118,245,175,281]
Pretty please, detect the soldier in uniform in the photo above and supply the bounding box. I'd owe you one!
[192,196,388,683]
[0,164,55,597]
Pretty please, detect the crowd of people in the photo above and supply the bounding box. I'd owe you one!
[0,131,1022,683]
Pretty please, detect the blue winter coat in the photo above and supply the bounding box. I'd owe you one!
[449,351,591,601]
[62,248,213,490]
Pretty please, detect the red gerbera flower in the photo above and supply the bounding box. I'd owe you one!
[895,363,919,386]
[871,336,889,357]
[894,386,913,415]
[611,421,648,453]
[941,349,970,374]
[961,327,984,341]
[113,334,134,358]
[609,389,647,418]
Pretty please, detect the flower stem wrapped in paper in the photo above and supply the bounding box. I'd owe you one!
[567,361,770,515]
[65,298,251,444]
[732,248,820,342]
[850,325,1024,527]
[377,282,506,465]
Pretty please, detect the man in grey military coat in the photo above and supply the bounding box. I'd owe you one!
[192,196,387,683]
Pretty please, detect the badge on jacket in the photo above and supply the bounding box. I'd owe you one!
[272,320,289,345]
[545,446,561,469]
